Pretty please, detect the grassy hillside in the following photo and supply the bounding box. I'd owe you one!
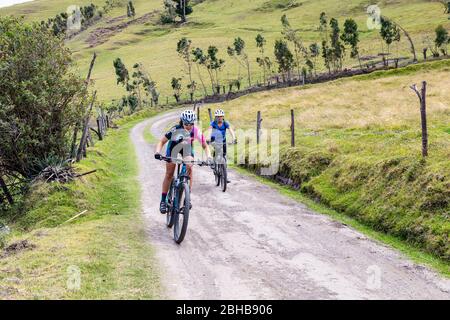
[2,0,449,102]
[203,59,450,261]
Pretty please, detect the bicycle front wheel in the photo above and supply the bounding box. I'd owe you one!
[166,179,176,228]
[215,164,221,186]
[173,182,190,244]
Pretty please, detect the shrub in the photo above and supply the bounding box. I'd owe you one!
[0,17,87,180]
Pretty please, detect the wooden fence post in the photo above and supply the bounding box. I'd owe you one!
[410,81,428,157]
[90,127,101,140]
[290,109,295,147]
[256,111,262,144]
[197,105,200,121]
[106,115,110,128]
[97,118,103,141]
[208,108,213,122]
[71,52,97,159]
[87,130,94,147]
[76,91,97,162]
[101,116,106,133]
[0,176,14,205]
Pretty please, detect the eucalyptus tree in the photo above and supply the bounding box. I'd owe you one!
[127,1,136,17]
[192,47,209,95]
[176,0,193,23]
[435,25,449,56]
[341,19,362,69]
[177,38,197,101]
[274,40,295,82]
[206,46,225,94]
[381,15,417,62]
[319,12,332,73]
[380,17,401,66]
[281,14,305,79]
[309,43,320,76]
[113,58,130,89]
[329,18,345,72]
[161,0,192,23]
[256,34,272,84]
[193,46,225,94]
[228,37,252,87]
[171,77,182,103]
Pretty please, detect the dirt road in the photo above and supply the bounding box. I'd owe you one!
[131,111,450,300]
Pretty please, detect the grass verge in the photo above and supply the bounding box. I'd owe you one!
[0,109,162,299]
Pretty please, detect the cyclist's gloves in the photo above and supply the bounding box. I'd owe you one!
[154,152,162,160]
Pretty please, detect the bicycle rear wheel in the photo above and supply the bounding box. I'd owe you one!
[173,182,190,244]
[220,164,227,192]
[166,179,176,228]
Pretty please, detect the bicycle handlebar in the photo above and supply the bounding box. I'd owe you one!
[157,156,209,166]
[207,140,237,145]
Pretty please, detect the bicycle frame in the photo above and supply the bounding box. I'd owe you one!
[159,156,207,213]
[172,163,189,210]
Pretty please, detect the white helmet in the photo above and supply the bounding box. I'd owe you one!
[215,109,225,117]
[180,110,196,124]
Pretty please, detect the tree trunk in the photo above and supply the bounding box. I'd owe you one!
[71,52,97,159]
[0,176,14,205]
[76,91,97,162]
[290,109,295,147]
[96,118,103,140]
[256,111,262,145]
[208,108,213,122]
[410,82,428,157]
[420,82,428,157]
[246,59,251,88]
[70,122,80,158]
[195,64,208,96]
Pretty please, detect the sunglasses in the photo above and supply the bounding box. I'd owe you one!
[183,122,194,127]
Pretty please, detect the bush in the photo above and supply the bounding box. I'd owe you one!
[0,17,87,180]
[160,12,175,24]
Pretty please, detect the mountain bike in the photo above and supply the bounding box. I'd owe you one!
[208,140,237,192]
[157,156,208,244]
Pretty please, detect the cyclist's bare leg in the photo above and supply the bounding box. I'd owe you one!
[163,162,176,193]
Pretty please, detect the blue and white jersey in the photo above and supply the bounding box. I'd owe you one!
[210,120,230,143]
